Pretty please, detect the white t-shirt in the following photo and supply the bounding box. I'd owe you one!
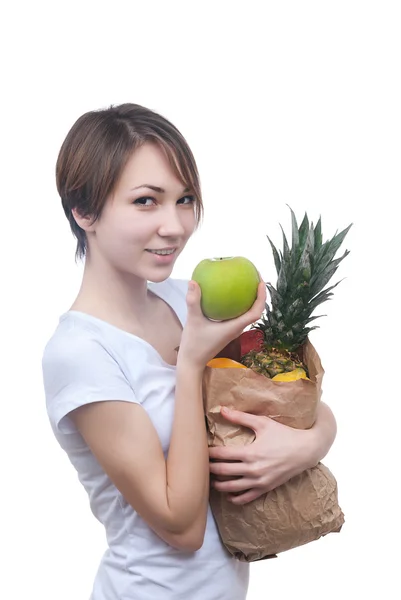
[42,277,249,600]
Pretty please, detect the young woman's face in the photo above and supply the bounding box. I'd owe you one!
[87,142,197,282]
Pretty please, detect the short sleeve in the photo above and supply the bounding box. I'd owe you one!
[42,332,138,434]
[148,278,189,326]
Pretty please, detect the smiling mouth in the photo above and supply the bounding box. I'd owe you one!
[145,248,177,255]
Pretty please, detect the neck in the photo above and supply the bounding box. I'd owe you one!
[71,255,153,328]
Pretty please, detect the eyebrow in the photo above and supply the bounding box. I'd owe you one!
[130,184,190,194]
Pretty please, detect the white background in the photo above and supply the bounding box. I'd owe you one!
[1,1,400,599]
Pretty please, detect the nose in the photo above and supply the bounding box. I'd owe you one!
[157,205,186,239]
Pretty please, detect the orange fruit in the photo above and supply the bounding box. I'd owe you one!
[272,367,309,381]
[207,358,247,369]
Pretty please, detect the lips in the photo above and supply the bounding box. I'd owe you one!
[146,246,177,252]
[146,248,177,254]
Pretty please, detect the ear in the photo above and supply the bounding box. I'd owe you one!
[71,207,97,232]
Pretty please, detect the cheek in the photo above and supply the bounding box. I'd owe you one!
[98,214,145,255]
[183,211,197,237]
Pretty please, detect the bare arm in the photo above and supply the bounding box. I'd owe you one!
[307,400,337,465]
[70,280,266,549]
[70,359,207,552]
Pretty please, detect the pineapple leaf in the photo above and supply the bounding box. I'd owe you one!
[277,265,287,296]
[266,283,282,308]
[298,213,309,255]
[299,249,311,282]
[287,298,304,317]
[314,217,322,251]
[292,320,320,333]
[276,320,286,333]
[288,205,299,269]
[269,312,279,327]
[307,224,315,254]
[311,250,349,293]
[267,236,281,275]
[310,281,341,304]
[309,257,348,297]
[305,314,326,324]
[260,209,352,353]
[319,224,352,268]
[301,325,320,336]
[298,225,314,282]
[280,224,291,269]
[308,292,334,313]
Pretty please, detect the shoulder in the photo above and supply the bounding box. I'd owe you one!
[148,278,189,324]
[149,277,189,297]
[42,314,109,373]
[165,278,190,304]
[42,314,138,434]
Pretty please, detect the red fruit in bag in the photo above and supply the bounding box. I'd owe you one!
[239,329,264,356]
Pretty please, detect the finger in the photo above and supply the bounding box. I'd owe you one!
[227,488,263,505]
[209,460,246,477]
[220,406,263,434]
[211,474,240,482]
[211,477,256,493]
[255,280,267,312]
[209,444,249,462]
[185,280,203,316]
[238,281,267,327]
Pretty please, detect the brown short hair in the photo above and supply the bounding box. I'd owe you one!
[56,103,203,260]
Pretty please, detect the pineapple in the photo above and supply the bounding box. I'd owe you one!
[241,347,305,378]
[241,207,352,378]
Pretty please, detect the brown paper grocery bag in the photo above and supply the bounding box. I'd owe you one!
[203,339,345,561]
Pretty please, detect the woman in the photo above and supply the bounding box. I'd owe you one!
[42,103,337,599]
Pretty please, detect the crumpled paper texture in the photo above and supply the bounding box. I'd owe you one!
[203,338,345,561]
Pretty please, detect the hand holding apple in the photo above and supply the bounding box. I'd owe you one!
[177,275,266,370]
[191,256,261,320]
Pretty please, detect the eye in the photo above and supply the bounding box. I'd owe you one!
[133,196,156,206]
[177,195,195,205]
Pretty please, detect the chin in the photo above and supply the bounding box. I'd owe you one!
[146,267,175,284]
[147,275,171,284]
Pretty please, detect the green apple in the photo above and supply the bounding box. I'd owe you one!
[191,256,260,320]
